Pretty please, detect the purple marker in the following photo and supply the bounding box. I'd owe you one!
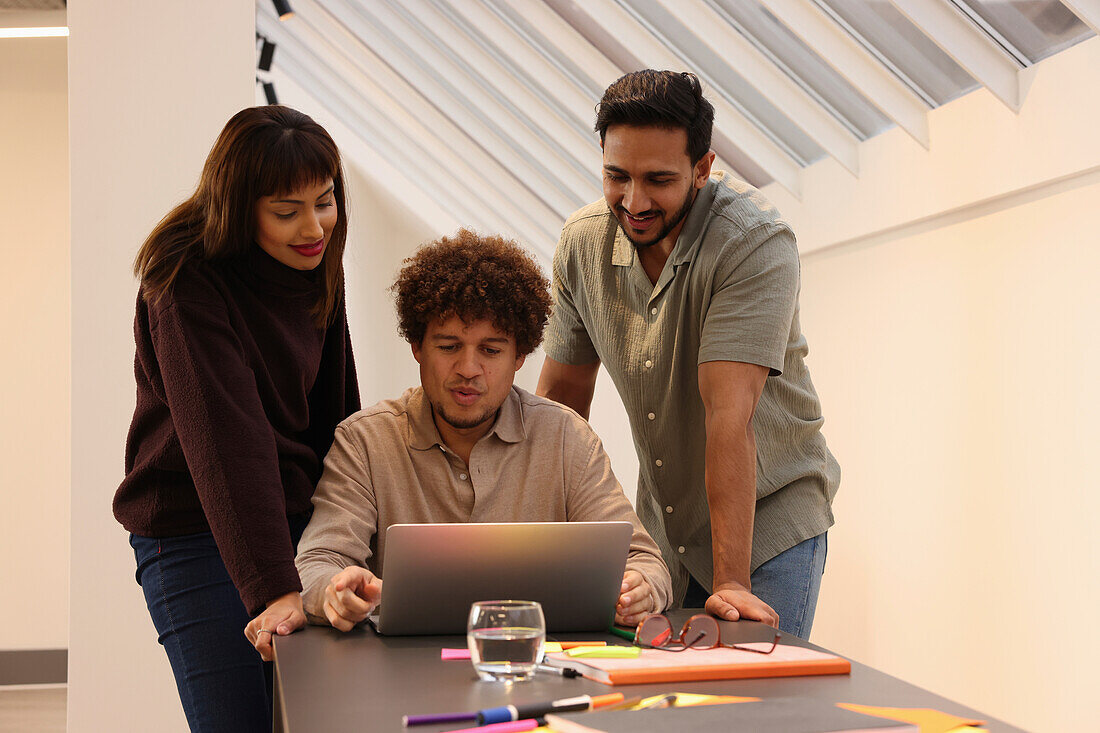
[402,710,479,727]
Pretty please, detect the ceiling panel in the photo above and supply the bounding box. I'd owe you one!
[255,0,1096,251]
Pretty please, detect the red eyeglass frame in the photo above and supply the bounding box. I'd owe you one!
[633,613,781,654]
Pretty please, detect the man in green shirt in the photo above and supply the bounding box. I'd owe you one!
[538,70,839,639]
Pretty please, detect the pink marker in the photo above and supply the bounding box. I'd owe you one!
[443,719,539,733]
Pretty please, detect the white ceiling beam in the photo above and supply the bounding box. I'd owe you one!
[889,0,1027,111]
[492,0,762,187]
[281,0,563,249]
[1061,1,1100,36]
[492,0,625,92]
[322,0,597,212]
[577,0,802,197]
[257,73,461,238]
[658,0,860,176]
[257,10,559,255]
[257,12,487,234]
[397,0,600,170]
[428,0,596,134]
[759,0,930,149]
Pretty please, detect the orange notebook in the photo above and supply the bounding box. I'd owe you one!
[543,643,850,685]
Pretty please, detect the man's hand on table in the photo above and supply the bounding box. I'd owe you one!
[706,581,779,628]
[324,566,383,632]
[246,591,306,662]
[616,569,658,626]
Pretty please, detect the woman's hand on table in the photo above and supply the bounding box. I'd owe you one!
[245,591,306,662]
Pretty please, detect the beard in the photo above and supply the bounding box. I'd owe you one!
[618,187,696,249]
[429,393,498,431]
[434,404,496,430]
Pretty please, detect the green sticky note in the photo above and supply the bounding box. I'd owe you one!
[566,646,641,658]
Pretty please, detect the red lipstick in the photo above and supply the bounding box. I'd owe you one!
[290,239,324,257]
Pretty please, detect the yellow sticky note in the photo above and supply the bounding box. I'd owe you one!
[543,642,563,653]
[566,645,641,658]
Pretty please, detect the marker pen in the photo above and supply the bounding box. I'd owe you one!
[477,693,623,724]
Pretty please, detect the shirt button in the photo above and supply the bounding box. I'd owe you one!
[647,412,655,420]
[459,473,468,481]
[644,359,653,368]
[650,307,658,316]
[665,505,674,514]
[655,459,663,467]
[677,546,686,554]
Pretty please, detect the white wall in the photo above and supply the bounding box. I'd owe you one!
[770,37,1100,733]
[68,2,254,730]
[0,35,69,651]
[801,173,1100,733]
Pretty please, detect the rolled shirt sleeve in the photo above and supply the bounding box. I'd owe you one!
[543,220,601,366]
[697,223,800,376]
[295,422,378,624]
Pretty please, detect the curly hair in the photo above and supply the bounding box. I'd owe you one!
[392,229,552,356]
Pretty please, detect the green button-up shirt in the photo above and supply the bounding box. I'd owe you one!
[544,172,839,603]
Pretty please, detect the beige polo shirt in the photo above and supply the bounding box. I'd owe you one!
[295,386,673,622]
[543,171,840,603]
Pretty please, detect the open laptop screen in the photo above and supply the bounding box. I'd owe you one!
[371,521,633,636]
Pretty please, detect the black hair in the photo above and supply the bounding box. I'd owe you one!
[595,70,714,163]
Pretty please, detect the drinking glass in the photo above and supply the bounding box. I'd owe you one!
[467,600,546,682]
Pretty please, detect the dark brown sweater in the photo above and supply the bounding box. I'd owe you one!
[114,246,360,614]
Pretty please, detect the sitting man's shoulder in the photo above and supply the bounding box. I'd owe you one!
[513,386,596,438]
[337,388,421,434]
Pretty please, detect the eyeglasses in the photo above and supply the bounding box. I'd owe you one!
[633,614,780,654]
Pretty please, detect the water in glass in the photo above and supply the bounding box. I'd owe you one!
[467,601,545,682]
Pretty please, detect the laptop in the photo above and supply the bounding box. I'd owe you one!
[368,521,633,636]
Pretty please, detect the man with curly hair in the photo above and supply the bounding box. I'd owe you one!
[262,230,672,642]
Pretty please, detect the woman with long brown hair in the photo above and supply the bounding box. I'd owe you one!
[113,106,359,731]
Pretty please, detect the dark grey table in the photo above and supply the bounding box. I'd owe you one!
[273,614,1026,732]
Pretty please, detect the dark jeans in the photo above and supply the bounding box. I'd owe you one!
[682,532,828,640]
[130,514,309,733]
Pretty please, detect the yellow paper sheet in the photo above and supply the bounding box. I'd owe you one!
[837,702,986,733]
[638,692,758,708]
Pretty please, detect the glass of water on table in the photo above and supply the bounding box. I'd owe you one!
[467,600,546,682]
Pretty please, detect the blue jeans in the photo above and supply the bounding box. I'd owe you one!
[682,532,827,640]
[130,515,309,733]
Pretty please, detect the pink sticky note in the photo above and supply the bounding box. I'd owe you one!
[441,648,472,660]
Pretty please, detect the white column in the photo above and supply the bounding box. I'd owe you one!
[68,1,253,730]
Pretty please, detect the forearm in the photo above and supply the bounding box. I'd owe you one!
[296,549,351,624]
[536,357,599,419]
[704,409,757,590]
